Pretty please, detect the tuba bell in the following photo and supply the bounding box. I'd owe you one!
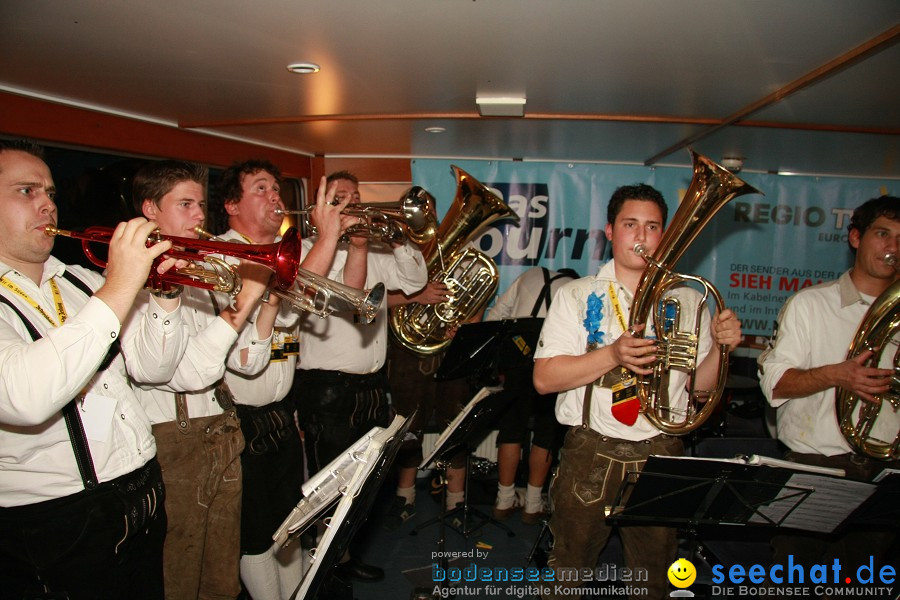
[836,275,900,460]
[628,150,762,434]
[389,166,519,355]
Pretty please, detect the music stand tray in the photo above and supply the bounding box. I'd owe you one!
[435,317,543,382]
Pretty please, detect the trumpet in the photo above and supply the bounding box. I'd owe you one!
[276,187,438,245]
[194,229,385,323]
[45,225,301,296]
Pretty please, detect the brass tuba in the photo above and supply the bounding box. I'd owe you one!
[389,166,519,355]
[835,275,900,460]
[629,150,761,434]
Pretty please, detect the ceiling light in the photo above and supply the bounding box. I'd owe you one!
[286,62,320,74]
[476,96,526,117]
[424,126,446,134]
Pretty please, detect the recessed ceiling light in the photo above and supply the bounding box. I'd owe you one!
[287,62,320,74]
[425,126,446,134]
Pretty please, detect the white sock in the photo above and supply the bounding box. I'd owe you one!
[240,546,281,600]
[397,485,416,506]
[445,490,464,511]
[276,541,305,600]
[495,483,516,509]
[525,484,544,513]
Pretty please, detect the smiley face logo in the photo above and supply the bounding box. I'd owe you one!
[667,558,696,588]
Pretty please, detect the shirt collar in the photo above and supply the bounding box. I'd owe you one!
[837,269,865,308]
[0,256,65,285]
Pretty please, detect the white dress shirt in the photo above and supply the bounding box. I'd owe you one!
[123,280,273,424]
[486,267,576,320]
[757,270,879,456]
[534,259,712,441]
[0,258,167,506]
[297,239,427,374]
[219,228,300,407]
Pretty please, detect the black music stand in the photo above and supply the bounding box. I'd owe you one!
[435,317,544,383]
[606,455,877,568]
[287,415,411,600]
[411,385,510,540]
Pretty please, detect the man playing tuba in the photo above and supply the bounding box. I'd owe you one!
[533,184,742,600]
[757,194,899,585]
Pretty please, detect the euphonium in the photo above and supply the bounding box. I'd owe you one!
[194,229,385,323]
[277,187,438,245]
[389,165,519,355]
[45,225,301,295]
[629,150,762,434]
[835,275,900,460]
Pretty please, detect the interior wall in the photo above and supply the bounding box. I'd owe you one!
[0,91,313,178]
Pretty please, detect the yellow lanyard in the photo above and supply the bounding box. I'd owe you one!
[0,276,68,327]
[607,282,627,333]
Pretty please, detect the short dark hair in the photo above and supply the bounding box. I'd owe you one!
[217,159,282,206]
[0,139,45,169]
[848,195,900,242]
[326,170,358,186]
[606,183,668,226]
[131,160,208,215]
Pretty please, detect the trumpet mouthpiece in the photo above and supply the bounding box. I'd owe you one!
[885,253,898,269]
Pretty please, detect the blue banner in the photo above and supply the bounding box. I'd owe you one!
[411,158,896,337]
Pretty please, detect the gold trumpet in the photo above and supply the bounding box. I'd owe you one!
[45,225,301,296]
[194,229,385,323]
[276,187,438,245]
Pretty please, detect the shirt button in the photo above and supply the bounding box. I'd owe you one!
[164,320,170,326]
[103,383,109,390]
[120,414,126,420]
[110,332,117,339]
[152,313,159,319]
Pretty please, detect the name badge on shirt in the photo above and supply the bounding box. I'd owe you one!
[599,366,630,389]
[271,334,299,362]
[80,392,118,442]
[610,376,638,405]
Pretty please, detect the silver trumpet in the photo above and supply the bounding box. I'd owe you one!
[276,187,437,245]
[194,227,384,323]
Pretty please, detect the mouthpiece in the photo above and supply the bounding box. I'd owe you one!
[884,253,898,270]
[633,243,649,257]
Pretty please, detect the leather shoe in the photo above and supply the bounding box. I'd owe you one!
[334,557,385,583]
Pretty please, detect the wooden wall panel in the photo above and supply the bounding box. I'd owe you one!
[0,92,312,178]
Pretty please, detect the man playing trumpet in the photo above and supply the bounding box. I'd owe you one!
[0,141,184,598]
[213,159,357,600]
[124,159,281,600]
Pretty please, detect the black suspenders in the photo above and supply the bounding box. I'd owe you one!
[0,270,109,489]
